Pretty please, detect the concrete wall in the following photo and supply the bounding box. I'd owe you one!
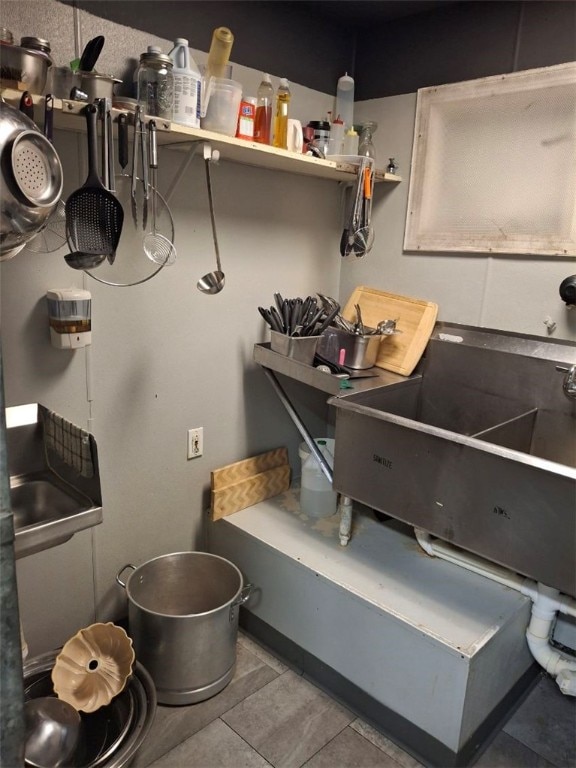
[1,0,575,656]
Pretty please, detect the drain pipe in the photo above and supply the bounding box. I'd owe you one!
[0,343,25,766]
[414,528,576,696]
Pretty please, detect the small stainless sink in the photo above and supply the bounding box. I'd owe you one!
[330,324,576,596]
[6,404,102,558]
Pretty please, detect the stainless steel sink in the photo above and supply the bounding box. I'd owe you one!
[6,404,102,558]
[330,324,576,596]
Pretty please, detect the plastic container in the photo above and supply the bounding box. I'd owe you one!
[343,126,359,155]
[299,439,337,519]
[272,78,291,149]
[254,73,273,144]
[201,77,242,136]
[327,116,344,155]
[336,73,354,131]
[169,38,201,128]
[137,46,173,119]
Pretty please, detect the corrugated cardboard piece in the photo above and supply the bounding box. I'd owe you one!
[211,447,290,520]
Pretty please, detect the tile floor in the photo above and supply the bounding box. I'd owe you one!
[132,631,576,768]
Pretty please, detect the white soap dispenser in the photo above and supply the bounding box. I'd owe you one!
[46,288,92,349]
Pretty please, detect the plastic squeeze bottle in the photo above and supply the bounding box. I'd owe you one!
[336,72,354,131]
[169,38,202,128]
[272,78,291,149]
[254,73,273,144]
[205,26,234,80]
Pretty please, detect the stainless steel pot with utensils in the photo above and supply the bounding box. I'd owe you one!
[0,40,52,94]
[65,103,124,270]
[0,98,63,260]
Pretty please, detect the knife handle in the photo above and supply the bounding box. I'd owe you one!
[118,113,129,170]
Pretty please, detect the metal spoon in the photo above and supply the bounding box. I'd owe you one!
[197,148,225,294]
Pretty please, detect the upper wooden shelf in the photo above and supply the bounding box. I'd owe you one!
[1,88,402,184]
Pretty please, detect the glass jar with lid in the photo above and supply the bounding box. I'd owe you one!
[137,46,174,120]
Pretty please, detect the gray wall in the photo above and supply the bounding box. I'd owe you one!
[357,1,576,98]
[1,0,575,657]
[61,1,576,97]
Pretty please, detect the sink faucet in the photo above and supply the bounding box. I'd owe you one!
[556,364,576,399]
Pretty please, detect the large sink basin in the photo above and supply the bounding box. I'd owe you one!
[6,404,102,558]
[330,324,576,596]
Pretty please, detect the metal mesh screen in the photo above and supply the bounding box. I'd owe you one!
[405,63,576,256]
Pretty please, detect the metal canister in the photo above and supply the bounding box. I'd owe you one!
[20,36,51,54]
[137,46,174,120]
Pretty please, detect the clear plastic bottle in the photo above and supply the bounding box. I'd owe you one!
[336,73,354,131]
[169,38,201,128]
[137,46,174,120]
[343,126,359,155]
[272,78,291,149]
[300,440,337,519]
[254,73,273,144]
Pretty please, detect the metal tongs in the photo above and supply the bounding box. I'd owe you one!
[340,157,374,258]
[130,106,149,230]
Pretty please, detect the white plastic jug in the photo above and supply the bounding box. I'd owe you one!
[169,38,201,128]
[299,439,337,519]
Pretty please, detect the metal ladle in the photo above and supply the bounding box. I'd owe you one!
[197,145,225,294]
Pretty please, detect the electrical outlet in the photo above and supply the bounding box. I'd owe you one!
[187,427,203,459]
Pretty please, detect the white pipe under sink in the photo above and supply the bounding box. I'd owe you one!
[414,528,576,696]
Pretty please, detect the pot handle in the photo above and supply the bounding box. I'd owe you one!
[229,583,253,622]
[116,563,136,588]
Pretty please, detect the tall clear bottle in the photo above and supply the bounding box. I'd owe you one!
[336,73,354,131]
[272,78,291,149]
[254,73,273,144]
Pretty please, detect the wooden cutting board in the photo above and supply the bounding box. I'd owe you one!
[211,447,290,520]
[342,286,438,376]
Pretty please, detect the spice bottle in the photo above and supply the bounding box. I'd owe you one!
[254,73,273,144]
[272,78,291,149]
[137,46,174,120]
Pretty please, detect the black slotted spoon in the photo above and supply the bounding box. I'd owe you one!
[65,103,124,270]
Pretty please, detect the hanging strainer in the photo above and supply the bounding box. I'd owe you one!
[10,130,62,208]
[143,121,176,267]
